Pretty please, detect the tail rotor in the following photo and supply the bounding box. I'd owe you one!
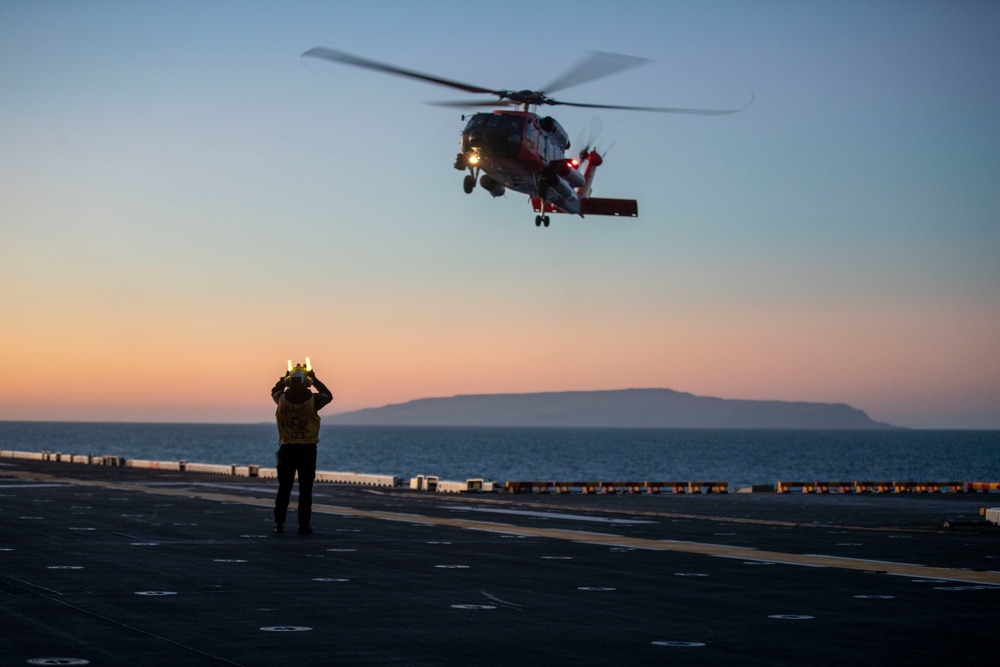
[575,116,604,164]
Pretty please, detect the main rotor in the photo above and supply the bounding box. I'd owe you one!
[303,47,753,115]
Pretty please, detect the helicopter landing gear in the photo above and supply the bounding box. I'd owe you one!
[462,162,481,194]
[534,215,550,228]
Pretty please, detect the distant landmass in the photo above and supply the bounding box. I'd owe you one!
[327,388,899,429]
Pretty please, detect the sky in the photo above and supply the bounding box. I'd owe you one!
[1,1,998,429]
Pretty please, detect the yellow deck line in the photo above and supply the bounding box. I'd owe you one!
[6,470,999,586]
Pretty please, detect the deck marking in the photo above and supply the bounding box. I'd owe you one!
[5,469,1000,586]
[451,604,495,609]
[0,483,67,488]
[482,592,523,607]
[652,641,705,647]
[443,505,657,524]
[805,554,926,567]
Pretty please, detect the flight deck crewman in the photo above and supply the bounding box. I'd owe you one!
[271,359,333,535]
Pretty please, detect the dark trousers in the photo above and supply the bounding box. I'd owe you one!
[274,443,317,527]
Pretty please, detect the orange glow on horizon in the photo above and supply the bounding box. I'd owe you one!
[1,288,997,427]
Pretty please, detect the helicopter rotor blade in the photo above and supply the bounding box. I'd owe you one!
[550,89,755,115]
[303,47,501,97]
[426,99,517,109]
[304,46,755,116]
[541,51,649,95]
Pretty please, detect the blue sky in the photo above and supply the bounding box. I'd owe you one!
[1,1,998,428]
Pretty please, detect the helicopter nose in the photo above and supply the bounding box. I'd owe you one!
[467,130,488,148]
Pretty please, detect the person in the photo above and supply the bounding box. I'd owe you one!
[271,361,333,535]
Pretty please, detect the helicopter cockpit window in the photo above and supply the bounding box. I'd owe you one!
[464,114,489,130]
[464,114,523,132]
[486,115,523,131]
[462,113,524,157]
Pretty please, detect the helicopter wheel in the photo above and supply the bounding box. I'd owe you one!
[535,215,542,227]
[543,215,550,227]
[463,175,475,194]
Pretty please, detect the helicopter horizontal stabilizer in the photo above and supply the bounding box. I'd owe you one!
[580,197,638,217]
[531,197,638,218]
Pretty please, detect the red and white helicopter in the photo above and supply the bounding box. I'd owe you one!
[304,47,751,227]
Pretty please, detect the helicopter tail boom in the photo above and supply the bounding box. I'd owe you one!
[529,146,637,218]
[531,144,637,218]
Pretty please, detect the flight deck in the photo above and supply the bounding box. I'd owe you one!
[2,457,997,665]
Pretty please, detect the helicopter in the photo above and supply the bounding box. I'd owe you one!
[303,47,751,228]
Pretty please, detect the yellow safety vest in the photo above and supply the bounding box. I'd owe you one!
[276,395,321,444]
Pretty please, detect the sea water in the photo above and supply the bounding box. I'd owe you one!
[1,422,998,490]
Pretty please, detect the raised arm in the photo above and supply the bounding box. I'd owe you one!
[271,376,286,404]
[311,377,334,411]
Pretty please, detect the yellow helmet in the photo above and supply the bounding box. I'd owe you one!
[285,357,314,387]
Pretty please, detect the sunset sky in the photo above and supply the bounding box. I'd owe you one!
[2,1,998,428]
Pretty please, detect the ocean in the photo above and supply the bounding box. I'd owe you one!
[1,422,998,490]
